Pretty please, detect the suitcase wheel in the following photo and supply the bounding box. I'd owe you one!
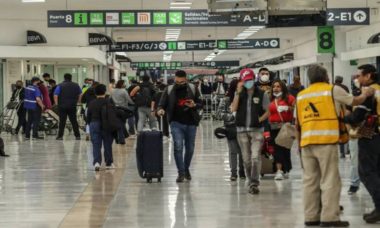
[157,178,161,183]
[147,178,153,183]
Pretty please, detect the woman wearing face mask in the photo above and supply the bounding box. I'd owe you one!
[268,79,295,180]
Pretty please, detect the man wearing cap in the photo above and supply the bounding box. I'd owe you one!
[24,77,45,140]
[231,68,270,194]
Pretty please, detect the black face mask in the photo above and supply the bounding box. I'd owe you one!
[16,85,22,89]
[176,83,187,89]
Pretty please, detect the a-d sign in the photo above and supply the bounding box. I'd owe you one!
[27,30,47,44]
[89,33,115,45]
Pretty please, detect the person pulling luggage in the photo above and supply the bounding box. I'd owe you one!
[157,70,202,183]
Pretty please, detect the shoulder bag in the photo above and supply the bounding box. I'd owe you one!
[274,98,296,149]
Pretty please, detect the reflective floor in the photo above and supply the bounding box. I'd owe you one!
[0,120,376,228]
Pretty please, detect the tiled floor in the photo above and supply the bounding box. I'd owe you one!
[0,120,376,228]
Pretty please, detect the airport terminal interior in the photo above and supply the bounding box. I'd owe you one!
[1,0,380,227]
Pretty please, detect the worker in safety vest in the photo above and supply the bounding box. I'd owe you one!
[344,64,380,224]
[295,64,373,227]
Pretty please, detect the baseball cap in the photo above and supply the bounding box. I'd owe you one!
[240,68,255,82]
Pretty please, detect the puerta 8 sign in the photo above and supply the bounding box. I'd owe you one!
[47,10,266,27]
[317,26,335,54]
[108,39,280,52]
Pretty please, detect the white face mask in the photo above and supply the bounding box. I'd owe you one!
[273,92,282,97]
[260,75,270,83]
[353,78,361,89]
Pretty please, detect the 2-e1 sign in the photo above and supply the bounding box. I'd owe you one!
[318,26,335,53]
[327,8,370,25]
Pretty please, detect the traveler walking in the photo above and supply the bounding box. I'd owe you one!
[11,80,26,135]
[268,79,295,180]
[295,64,372,227]
[24,77,45,140]
[213,74,228,96]
[130,75,158,132]
[231,68,270,194]
[288,75,305,97]
[54,73,82,140]
[152,83,169,138]
[334,76,350,158]
[257,67,272,93]
[157,70,202,183]
[87,84,116,171]
[111,80,134,144]
[344,64,380,224]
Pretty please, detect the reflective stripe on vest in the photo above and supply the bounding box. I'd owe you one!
[297,83,339,147]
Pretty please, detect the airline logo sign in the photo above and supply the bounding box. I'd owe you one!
[27,30,47,44]
[88,33,115,45]
[108,39,280,52]
[327,8,370,25]
[47,10,267,27]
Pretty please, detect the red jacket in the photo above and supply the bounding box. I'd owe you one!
[39,84,52,110]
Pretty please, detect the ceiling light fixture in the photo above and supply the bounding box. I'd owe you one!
[22,0,45,2]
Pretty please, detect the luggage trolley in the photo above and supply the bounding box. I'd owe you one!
[0,100,22,134]
[201,94,213,119]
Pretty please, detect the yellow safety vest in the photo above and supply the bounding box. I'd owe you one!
[297,82,339,147]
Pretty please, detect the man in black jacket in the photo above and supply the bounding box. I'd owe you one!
[157,70,202,183]
[54,73,82,140]
[231,69,270,195]
[11,80,26,134]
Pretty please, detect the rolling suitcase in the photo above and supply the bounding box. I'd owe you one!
[136,118,164,183]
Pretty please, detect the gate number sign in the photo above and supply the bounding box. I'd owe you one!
[327,8,370,25]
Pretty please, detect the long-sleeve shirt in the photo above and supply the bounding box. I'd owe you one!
[87,98,108,123]
[111,88,134,109]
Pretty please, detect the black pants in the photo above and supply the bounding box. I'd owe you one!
[25,107,42,138]
[0,137,4,153]
[58,107,80,138]
[358,135,380,210]
[270,129,292,173]
[15,107,26,133]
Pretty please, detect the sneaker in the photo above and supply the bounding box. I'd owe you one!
[0,152,10,157]
[320,221,349,227]
[364,209,380,221]
[230,175,238,181]
[94,163,101,171]
[347,186,359,195]
[185,171,192,181]
[176,174,185,183]
[304,221,320,226]
[274,170,284,181]
[365,210,380,224]
[249,185,260,195]
[106,163,115,169]
[239,170,246,180]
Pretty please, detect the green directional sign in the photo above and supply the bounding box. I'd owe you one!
[318,26,335,53]
[218,40,227,49]
[90,13,103,25]
[153,12,167,25]
[169,12,183,25]
[168,42,177,50]
[121,12,135,25]
[74,13,88,25]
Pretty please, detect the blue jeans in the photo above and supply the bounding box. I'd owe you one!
[90,121,113,166]
[349,139,360,187]
[170,121,197,174]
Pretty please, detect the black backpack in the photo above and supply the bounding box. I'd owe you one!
[101,99,121,133]
[134,85,153,107]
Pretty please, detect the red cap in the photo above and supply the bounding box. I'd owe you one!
[240,68,255,81]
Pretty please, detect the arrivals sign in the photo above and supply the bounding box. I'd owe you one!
[130,61,240,70]
[108,38,279,52]
[326,8,370,26]
[47,10,267,27]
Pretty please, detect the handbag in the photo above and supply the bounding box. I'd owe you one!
[274,99,296,149]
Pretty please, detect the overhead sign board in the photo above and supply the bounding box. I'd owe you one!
[326,8,370,26]
[108,39,279,52]
[130,61,240,70]
[88,33,115,45]
[368,32,380,44]
[27,30,47,44]
[47,10,267,27]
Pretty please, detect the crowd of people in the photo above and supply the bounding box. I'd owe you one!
[1,63,380,225]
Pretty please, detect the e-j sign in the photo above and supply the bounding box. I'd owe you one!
[47,10,267,27]
[317,26,335,54]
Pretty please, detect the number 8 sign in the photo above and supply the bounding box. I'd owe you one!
[318,26,335,53]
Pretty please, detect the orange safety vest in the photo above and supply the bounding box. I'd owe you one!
[297,83,339,147]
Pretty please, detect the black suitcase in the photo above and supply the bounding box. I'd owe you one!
[136,130,164,183]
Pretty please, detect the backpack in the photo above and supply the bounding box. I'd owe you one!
[101,99,121,133]
[134,85,153,107]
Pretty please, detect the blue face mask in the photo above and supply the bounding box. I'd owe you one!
[244,81,254,89]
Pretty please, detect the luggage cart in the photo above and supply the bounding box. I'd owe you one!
[0,101,22,134]
[202,94,213,120]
